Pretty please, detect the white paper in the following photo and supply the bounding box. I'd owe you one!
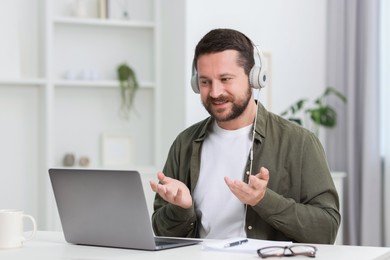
[202,237,292,255]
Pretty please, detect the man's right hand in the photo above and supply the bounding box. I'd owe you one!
[150,172,193,209]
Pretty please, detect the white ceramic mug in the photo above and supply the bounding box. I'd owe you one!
[0,209,37,249]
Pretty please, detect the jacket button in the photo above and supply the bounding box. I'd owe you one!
[248,225,253,230]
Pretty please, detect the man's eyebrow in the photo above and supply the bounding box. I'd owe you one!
[220,73,235,77]
[199,73,236,79]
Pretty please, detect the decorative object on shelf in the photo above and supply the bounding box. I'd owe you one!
[98,0,108,19]
[117,63,139,119]
[63,153,76,167]
[79,156,90,167]
[63,70,78,80]
[101,133,133,167]
[79,69,99,80]
[280,86,347,136]
[63,69,100,80]
[110,0,130,20]
[73,0,88,18]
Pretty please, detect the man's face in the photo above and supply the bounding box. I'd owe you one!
[197,50,252,123]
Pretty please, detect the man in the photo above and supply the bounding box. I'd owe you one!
[150,28,340,244]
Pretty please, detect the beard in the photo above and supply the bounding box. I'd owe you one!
[202,86,252,122]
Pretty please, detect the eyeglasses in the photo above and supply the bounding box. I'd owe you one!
[257,245,317,258]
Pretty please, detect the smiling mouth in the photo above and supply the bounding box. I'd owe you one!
[210,96,230,105]
[212,100,228,105]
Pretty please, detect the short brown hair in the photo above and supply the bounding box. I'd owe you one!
[193,28,255,76]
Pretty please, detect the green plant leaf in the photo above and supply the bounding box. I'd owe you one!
[280,86,346,134]
[309,106,337,128]
[324,86,347,103]
[117,63,139,119]
[280,99,307,117]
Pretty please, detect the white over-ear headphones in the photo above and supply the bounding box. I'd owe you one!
[250,45,268,90]
[190,45,268,93]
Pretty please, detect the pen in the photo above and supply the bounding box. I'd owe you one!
[224,239,248,248]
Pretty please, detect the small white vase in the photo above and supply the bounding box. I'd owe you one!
[74,0,88,18]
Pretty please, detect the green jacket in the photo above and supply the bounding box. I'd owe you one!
[152,103,340,244]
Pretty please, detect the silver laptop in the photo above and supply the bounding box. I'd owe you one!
[48,168,201,250]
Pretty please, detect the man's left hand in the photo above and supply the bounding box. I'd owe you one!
[224,167,269,206]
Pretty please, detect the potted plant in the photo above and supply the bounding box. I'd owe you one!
[280,87,347,136]
[117,63,139,119]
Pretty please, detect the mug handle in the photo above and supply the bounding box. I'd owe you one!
[22,214,37,241]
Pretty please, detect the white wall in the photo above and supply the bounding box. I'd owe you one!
[183,0,327,126]
[0,0,41,78]
[0,0,42,223]
[0,86,40,218]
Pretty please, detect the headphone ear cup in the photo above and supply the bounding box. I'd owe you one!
[191,73,200,93]
[191,60,200,94]
[249,66,262,89]
[251,46,268,89]
[259,67,267,88]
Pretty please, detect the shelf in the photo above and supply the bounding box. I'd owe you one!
[0,78,46,86]
[0,79,156,89]
[53,17,155,29]
[54,80,155,89]
[1,0,160,231]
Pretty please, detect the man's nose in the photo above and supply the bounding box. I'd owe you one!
[209,81,224,98]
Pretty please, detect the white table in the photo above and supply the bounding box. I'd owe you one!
[1,231,390,260]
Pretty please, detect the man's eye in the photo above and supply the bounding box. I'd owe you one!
[221,77,231,82]
[200,80,209,85]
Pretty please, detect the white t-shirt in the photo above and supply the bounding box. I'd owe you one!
[193,121,253,239]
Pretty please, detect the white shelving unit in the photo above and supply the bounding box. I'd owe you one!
[45,0,161,230]
[0,0,161,230]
